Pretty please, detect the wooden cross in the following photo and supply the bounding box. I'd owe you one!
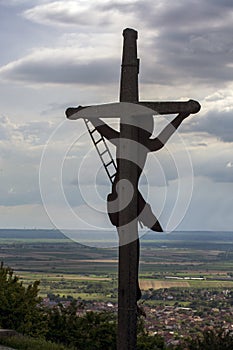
[66,28,200,350]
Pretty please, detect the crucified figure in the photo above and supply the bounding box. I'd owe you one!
[90,111,191,300]
[91,111,190,230]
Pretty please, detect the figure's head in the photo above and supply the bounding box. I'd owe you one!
[132,114,154,138]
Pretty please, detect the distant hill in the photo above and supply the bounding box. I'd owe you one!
[141,230,233,251]
[0,229,65,240]
[0,229,232,249]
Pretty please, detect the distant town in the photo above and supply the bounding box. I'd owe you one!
[42,287,233,346]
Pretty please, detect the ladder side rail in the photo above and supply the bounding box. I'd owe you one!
[84,119,117,183]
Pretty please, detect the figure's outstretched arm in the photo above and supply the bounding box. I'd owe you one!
[90,118,119,145]
[148,112,190,151]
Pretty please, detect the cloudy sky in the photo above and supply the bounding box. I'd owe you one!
[0,0,233,233]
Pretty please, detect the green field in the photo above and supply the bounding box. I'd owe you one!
[1,229,233,299]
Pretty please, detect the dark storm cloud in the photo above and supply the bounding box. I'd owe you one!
[185,110,233,143]
[139,1,233,85]
[104,0,233,84]
[0,56,119,85]
[139,0,233,30]
[147,30,233,85]
[20,0,233,87]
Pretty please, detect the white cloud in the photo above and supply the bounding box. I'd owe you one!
[23,0,136,29]
[226,161,233,168]
[185,108,233,143]
[205,92,225,102]
[0,115,57,207]
[0,46,119,85]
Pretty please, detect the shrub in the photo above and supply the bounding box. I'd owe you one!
[0,262,47,337]
[0,335,75,350]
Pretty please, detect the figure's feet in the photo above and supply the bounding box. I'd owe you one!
[150,220,163,232]
[139,204,163,232]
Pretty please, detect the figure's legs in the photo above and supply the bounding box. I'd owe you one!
[137,192,163,232]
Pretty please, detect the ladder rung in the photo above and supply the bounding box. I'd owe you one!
[95,138,103,145]
[90,128,97,135]
[100,150,108,156]
[105,160,114,167]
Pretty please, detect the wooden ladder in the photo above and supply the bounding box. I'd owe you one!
[84,119,117,184]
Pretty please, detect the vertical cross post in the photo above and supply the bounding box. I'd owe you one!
[117,28,139,350]
[65,27,201,350]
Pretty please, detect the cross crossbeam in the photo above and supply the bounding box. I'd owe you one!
[66,99,200,120]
